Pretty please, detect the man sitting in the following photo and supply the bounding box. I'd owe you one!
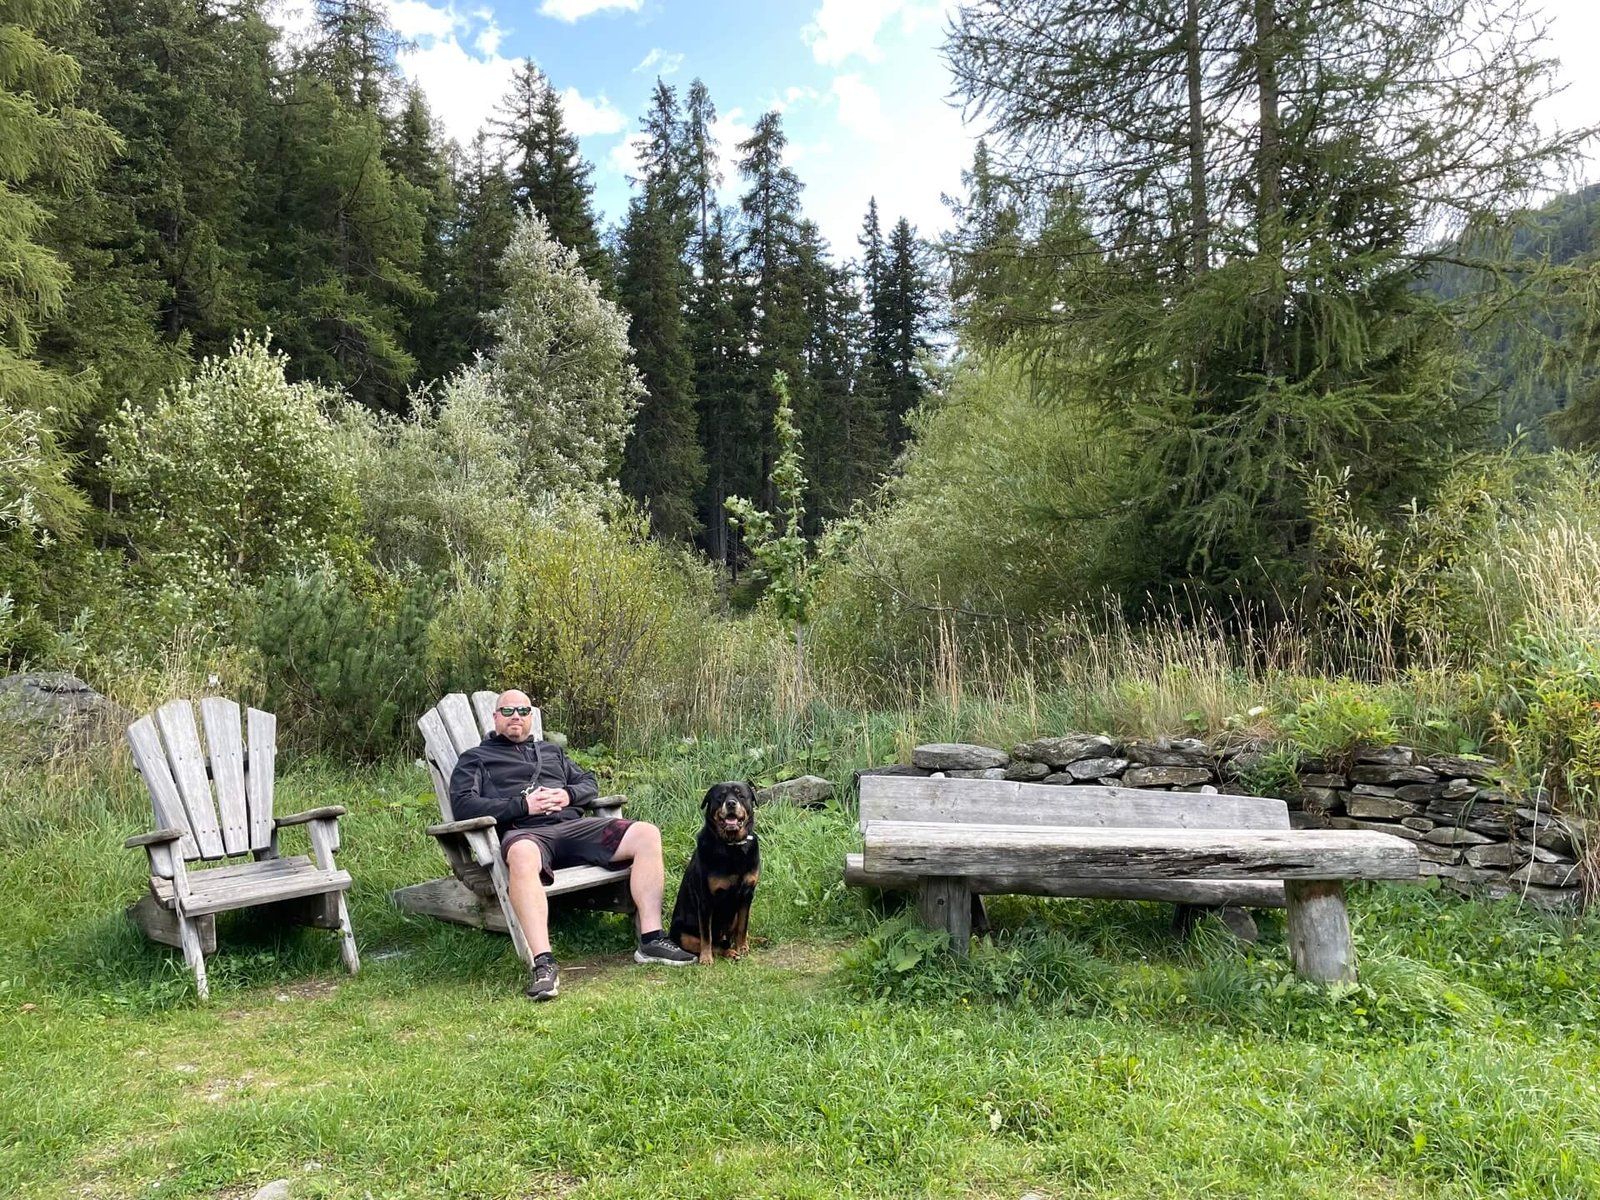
[448,689,695,999]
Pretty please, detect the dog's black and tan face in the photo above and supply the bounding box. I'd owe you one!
[702,780,756,844]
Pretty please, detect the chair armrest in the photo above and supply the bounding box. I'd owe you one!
[275,806,348,827]
[427,816,499,837]
[125,827,186,849]
[583,794,627,812]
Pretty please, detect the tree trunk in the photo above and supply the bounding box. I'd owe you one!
[1185,0,1209,281]
[1253,0,1286,384]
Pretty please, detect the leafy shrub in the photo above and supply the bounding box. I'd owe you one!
[99,335,361,601]
[427,502,716,744]
[248,570,442,760]
[486,210,642,497]
[809,352,1139,685]
[1281,679,1398,761]
[1489,628,1600,821]
[339,366,524,576]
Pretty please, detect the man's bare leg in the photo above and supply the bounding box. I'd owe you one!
[611,820,666,934]
[505,840,552,957]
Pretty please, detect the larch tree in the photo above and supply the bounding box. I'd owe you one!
[946,0,1596,601]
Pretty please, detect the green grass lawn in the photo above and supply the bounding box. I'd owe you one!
[4,730,1600,1199]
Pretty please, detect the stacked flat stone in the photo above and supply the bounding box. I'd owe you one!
[1285,746,1583,909]
[863,736,1587,909]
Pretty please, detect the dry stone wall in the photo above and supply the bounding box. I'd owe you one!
[860,736,1588,909]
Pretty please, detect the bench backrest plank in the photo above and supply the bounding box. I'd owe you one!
[418,692,543,821]
[859,775,1288,834]
[126,698,280,862]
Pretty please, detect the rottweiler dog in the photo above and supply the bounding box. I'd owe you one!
[669,781,760,964]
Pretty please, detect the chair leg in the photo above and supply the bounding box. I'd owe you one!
[177,911,209,1001]
[334,892,360,975]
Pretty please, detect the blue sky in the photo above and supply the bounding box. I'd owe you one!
[268,0,1600,263]
[272,0,973,259]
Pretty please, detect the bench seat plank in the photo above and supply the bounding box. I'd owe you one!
[844,852,1287,907]
[863,821,1419,882]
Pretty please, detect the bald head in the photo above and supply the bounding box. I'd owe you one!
[493,689,535,742]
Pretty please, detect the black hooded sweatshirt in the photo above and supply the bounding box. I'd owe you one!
[448,732,601,832]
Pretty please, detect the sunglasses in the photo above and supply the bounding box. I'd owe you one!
[497,706,533,717]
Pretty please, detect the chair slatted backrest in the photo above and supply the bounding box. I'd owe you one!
[859,775,1290,835]
[125,698,279,862]
[418,691,542,822]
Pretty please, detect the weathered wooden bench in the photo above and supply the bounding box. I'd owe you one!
[390,691,632,967]
[848,775,1419,982]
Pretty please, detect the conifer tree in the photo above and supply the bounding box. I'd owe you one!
[880,216,935,446]
[443,133,518,360]
[389,84,464,382]
[0,0,117,655]
[680,79,746,563]
[493,60,612,292]
[249,58,429,412]
[947,0,1594,599]
[734,111,808,507]
[618,81,706,543]
[689,210,747,565]
[308,0,400,113]
[800,228,885,523]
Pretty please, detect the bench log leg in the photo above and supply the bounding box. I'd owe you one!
[918,876,972,956]
[1285,880,1355,984]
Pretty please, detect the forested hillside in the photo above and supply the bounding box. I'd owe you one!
[2,0,938,634]
[6,0,1600,818]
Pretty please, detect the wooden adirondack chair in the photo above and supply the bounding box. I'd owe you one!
[389,691,632,966]
[123,698,359,999]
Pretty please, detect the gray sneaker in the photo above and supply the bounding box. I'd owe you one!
[634,936,696,966]
[526,952,559,1000]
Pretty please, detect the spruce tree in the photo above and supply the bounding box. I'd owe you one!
[444,133,518,361]
[680,79,746,563]
[388,83,464,382]
[880,216,935,447]
[734,111,808,510]
[617,82,706,543]
[689,210,748,566]
[800,227,886,523]
[492,60,612,292]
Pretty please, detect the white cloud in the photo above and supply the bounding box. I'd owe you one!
[633,48,685,76]
[831,74,890,140]
[714,106,757,185]
[772,85,820,114]
[802,0,959,66]
[474,19,504,55]
[539,0,644,22]
[396,32,520,149]
[388,0,461,41]
[609,132,649,179]
[802,0,903,66]
[559,86,627,136]
[803,96,973,256]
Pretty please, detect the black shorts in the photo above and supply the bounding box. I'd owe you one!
[502,817,634,886]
